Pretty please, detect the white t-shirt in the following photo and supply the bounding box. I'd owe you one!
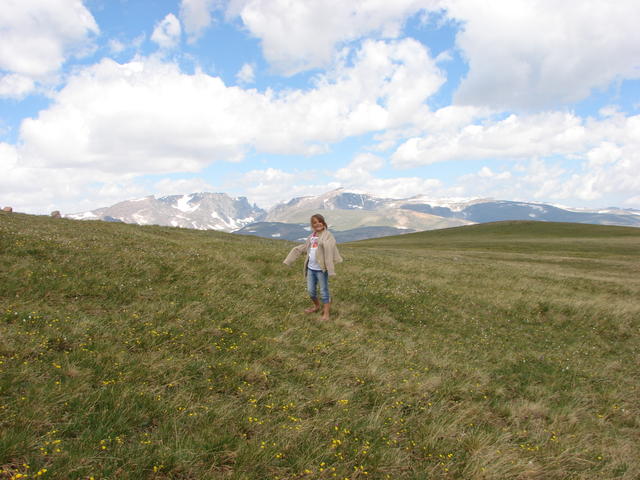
[308,232,322,270]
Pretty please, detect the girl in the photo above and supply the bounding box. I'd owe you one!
[283,214,343,320]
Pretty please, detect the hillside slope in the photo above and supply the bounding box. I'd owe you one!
[354,220,640,255]
[1,213,639,479]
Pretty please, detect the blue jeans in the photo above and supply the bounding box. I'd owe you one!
[307,268,330,304]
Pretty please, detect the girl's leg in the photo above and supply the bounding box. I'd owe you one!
[319,271,331,320]
[321,302,331,321]
[306,298,321,313]
[305,269,321,313]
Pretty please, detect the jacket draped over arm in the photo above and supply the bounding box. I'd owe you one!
[283,231,343,276]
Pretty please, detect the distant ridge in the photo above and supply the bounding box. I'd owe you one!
[68,192,266,232]
[401,200,640,227]
[68,189,640,240]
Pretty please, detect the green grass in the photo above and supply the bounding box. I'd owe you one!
[1,213,639,479]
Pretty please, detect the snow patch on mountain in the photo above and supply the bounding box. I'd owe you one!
[132,213,150,225]
[175,194,199,213]
[399,196,489,212]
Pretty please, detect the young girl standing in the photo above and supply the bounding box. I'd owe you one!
[283,214,343,320]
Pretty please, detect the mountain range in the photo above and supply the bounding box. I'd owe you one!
[69,193,264,231]
[68,189,640,242]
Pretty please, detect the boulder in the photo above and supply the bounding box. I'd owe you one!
[50,210,62,218]
[2,206,12,212]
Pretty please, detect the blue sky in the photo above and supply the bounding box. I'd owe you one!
[1,0,640,214]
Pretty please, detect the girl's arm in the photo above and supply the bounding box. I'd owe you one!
[283,242,308,266]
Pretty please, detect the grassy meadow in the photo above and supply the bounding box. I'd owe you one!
[1,212,639,479]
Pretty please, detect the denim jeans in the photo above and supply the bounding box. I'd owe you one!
[307,268,330,304]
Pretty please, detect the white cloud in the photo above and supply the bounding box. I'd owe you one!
[151,13,182,49]
[7,0,639,214]
[390,109,640,206]
[335,153,385,181]
[250,38,443,152]
[477,166,511,180]
[180,0,219,43]
[218,152,640,209]
[236,168,336,208]
[0,0,98,77]
[227,0,640,110]
[0,73,35,99]
[1,144,223,214]
[7,37,443,213]
[416,105,486,133]
[453,159,563,203]
[227,0,438,75]
[445,0,640,110]
[107,34,147,57]
[0,142,18,170]
[623,196,640,208]
[237,160,446,208]
[19,59,246,174]
[0,142,144,214]
[333,153,443,199]
[154,177,215,196]
[236,63,255,85]
[586,142,621,168]
[559,143,640,203]
[108,39,126,55]
[347,175,443,200]
[17,39,441,173]
[434,50,453,64]
[241,167,299,184]
[392,112,588,167]
[452,137,640,207]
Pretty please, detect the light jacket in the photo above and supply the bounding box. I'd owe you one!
[283,229,343,276]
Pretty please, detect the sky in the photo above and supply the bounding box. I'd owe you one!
[1,0,640,214]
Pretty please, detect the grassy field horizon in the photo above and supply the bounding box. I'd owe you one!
[1,213,639,479]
